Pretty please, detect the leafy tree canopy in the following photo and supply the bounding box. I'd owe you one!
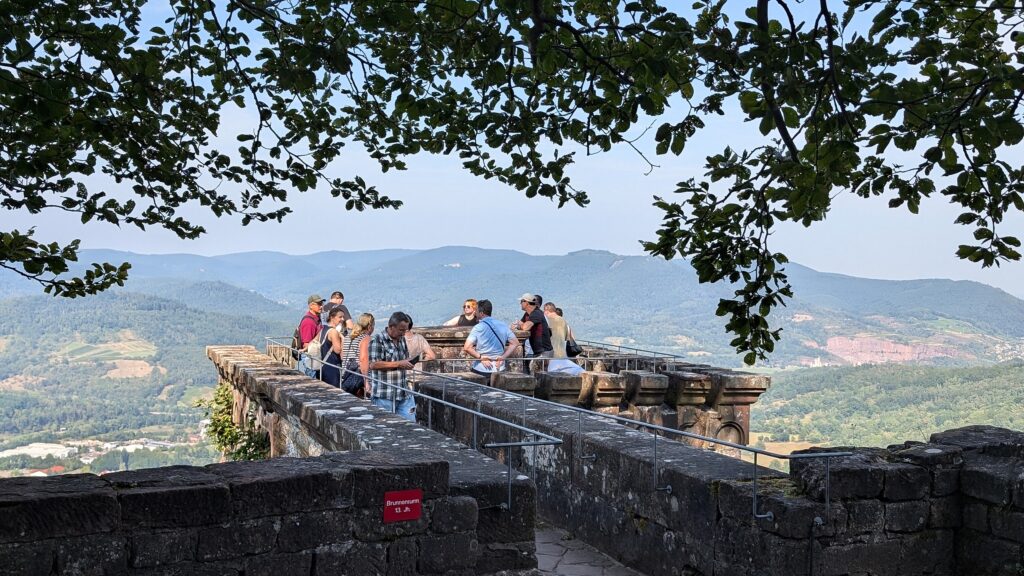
[2,0,1021,363]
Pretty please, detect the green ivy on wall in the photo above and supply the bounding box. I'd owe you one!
[194,381,269,461]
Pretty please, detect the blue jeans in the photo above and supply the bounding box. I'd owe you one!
[372,395,415,422]
[296,354,318,378]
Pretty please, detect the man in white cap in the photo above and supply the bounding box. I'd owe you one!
[513,293,552,373]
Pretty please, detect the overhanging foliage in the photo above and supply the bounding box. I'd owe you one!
[2,0,1021,362]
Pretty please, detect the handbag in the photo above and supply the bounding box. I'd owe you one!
[339,337,365,397]
[566,336,583,358]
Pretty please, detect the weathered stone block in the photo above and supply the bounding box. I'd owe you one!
[662,371,712,406]
[491,372,537,396]
[54,533,128,576]
[962,499,989,532]
[195,517,277,561]
[205,457,349,518]
[0,474,118,544]
[885,500,929,532]
[960,453,1016,506]
[893,443,964,467]
[322,451,449,502]
[819,539,901,576]
[418,533,479,573]
[578,371,624,408]
[717,479,838,539]
[882,462,930,501]
[956,529,1024,575]
[277,509,353,552]
[931,425,1024,459]
[387,537,417,574]
[897,530,955,575]
[429,496,477,534]
[130,530,195,568]
[313,541,383,576]
[468,478,536,545]
[933,466,961,497]
[135,560,244,576]
[990,507,1024,544]
[532,372,582,404]
[620,370,669,406]
[929,495,961,529]
[106,466,231,529]
[1014,465,1024,511]
[790,448,886,501]
[352,504,428,541]
[244,551,313,576]
[0,540,54,576]
[627,405,678,431]
[845,499,884,534]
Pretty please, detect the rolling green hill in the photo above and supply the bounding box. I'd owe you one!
[0,292,291,450]
[3,247,1023,366]
[752,362,1024,447]
[0,248,1022,467]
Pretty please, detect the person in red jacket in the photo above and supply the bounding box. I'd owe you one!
[296,294,324,377]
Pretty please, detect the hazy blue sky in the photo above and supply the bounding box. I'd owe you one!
[8,12,1023,298]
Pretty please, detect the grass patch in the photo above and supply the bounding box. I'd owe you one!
[180,386,214,408]
[58,340,157,362]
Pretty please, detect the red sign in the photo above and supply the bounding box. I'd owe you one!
[383,489,423,523]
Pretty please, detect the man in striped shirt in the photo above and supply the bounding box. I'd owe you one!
[368,311,415,421]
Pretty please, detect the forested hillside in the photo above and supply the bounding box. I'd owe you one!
[3,247,1024,367]
[1,249,1022,473]
[752,363,1024,447]
[0,292,291,450]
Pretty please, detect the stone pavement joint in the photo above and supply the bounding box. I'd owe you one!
[536,522,645,576]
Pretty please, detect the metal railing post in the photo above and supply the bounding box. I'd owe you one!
[263,335,852,524]
[752,453,774,521]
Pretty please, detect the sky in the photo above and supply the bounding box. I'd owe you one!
[14,126,1024,299]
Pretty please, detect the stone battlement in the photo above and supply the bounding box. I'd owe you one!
[0,451,482,575]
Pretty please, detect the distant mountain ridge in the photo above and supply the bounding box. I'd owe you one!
[2,246,1023,367]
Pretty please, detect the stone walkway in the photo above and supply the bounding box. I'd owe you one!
[535,523,645,576]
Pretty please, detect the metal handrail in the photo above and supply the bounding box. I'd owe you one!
[402,369,849,522]
[266,336,849,522]
[263,337,562,510]
[574,338,703,363]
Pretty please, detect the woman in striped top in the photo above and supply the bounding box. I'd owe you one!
[340,313,374,397]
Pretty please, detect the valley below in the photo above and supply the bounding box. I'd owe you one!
[1,247,1021,476]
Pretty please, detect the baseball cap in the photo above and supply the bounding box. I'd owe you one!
[519,293,537,304]
[307,294,325,305]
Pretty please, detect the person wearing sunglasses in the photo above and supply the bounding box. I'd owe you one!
[443,299,479,327]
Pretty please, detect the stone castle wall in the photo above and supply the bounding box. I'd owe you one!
[0,452,481,576]
[206,345,538,574]
[417,377,1024,576]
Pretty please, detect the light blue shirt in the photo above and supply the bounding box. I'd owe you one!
[467,317,517,373]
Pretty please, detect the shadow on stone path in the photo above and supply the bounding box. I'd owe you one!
[536,521,646,576]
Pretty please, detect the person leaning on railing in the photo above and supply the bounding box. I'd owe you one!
[463,299,521,386]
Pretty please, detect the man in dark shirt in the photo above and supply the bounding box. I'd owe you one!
[514,293,552,373]
[322,291,353,334]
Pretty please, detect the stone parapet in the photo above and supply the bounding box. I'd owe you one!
[204,345,537,575]
[0,451,484,576]
[419,376,1024,576]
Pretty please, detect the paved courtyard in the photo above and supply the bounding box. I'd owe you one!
[536,522,645,576]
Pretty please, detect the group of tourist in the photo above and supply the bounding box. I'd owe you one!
[292,291,581,422]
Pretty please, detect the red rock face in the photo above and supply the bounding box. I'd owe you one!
[821,336,973,365]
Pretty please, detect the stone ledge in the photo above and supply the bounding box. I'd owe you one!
[0,473,119,544]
